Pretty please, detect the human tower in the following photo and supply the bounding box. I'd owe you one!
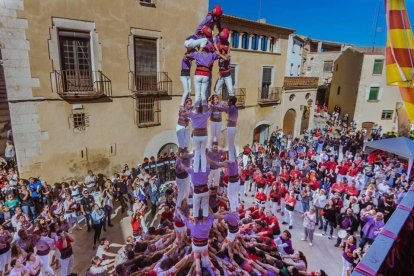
[173,5,242,274]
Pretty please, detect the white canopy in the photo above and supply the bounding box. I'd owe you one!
[364,137,414,172]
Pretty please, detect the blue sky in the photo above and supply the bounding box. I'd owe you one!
[209,0,414,46]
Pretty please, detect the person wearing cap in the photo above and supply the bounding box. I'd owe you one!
[195,5,223,36]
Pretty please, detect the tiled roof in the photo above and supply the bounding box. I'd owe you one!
[284,77,319,90]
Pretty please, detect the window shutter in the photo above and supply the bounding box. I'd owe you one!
[378,87,383,100]
[365,87,370,100]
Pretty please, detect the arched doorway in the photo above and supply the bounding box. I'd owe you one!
[361,122,375,140]
[300,105,311,134]
[158,143,178,156]
[253,124,270,144]
[283,109,296,135]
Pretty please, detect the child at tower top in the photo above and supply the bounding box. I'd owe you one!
[195,5,223,35]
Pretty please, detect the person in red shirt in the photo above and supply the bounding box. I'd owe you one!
[131,209,143,240]
[55,231,74,276]
[325,157,337,172]
[251,206,266,221]
[255,188,267,209]
[331,177,347,196]
[269,184,281,216]
[289,166,302,180]
[283,190,297,229]
[336,161,349,182]
[347,163,359,183]
[160,205,174,227]
[279,167,290,184]
[263,210,281,238]
[307,148,315,159]
[345,181,359,199]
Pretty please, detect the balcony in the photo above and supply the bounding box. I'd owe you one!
[258,86,282,106]
[130,71,172,98]
[54,70,112,100]
[222,87,246,108]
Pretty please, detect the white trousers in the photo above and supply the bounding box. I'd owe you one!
[193,191,209,217]
[208,169,220,188]
[341,256,353,276]
[271,201,279,216]
[38,253,54,275]
[215,75,234,96]
[60,254,74,276]
[210,121,222,147]
[184,38,208,49]
[242,154,249,168]
[228,181,240,212]
[176,176,190,207]
[180,76,192,105]
[193,135,208,173]
[194,75,209,107]
[0,249,10,272]
[227,127,237,162]
[284,209,294,226]
[176,125,190,149]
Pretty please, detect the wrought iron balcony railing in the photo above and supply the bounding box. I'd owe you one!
[130,71,172,97]
[258,86,282,105]
[54,70,112,100]
[221,87,246,108]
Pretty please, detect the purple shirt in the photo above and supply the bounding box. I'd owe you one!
[207,150,225,169]
[188,52,218,68]
[218,55,231,71]
[188,110,211,129]
[223,212,239,227]
[175,157,190,175]
[210,103,225,122]
[227,161,239,176]
[187,168,211,186]
[177,108,191,126]
[223,104,238,122]
[184,216,214,239]
[280,237,294,255]
[342,243,356,263]
[361,216,384,239]
[181,56,192,71]
[195,14,222,35]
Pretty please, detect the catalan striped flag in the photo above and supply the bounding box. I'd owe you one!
[386,0,414,122]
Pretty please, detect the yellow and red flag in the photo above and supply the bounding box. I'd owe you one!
[386,0,414,122]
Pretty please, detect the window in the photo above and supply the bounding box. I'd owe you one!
[269,37,274,52]
[261,36,268,51]
[139,0,156,6]
[368,87,380,101]
[231,31,239,48]
[381,110,393,120]
[241,33,249,49]
[290,63,294,76]
[261,67,273,98]
[307,66,311,72]
[337,86,341,95]
[323,61,333,72]
[297,65,300,76]
[58,30,92,91]
[373,59,384,75]
[134,37,157,91]
[251,35,259,50]
[70,112,89,131]
[136,97,161,126]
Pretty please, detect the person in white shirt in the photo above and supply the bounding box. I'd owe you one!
[4,141,15,168]
[84,170,97,193]
[89,256,115,275]
[312,189,327,229]
[9,259,28,276]
[377,179,389,196]
[24,252,43,276]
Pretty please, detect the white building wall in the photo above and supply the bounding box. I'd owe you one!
[285,35,303,77]
[353,54,402,132]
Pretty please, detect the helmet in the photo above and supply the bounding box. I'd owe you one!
[211,5,223,17]
[200,25,212,38]
[219,28,229,41]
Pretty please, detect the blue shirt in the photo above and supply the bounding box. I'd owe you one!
[28,181,42,198]
[91,209,103,224]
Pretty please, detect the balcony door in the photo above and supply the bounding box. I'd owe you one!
[261,67,273,99]
[134,37,158,91]
[59,31,93,92]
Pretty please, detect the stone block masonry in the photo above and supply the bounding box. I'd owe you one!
[0,0,45,176]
